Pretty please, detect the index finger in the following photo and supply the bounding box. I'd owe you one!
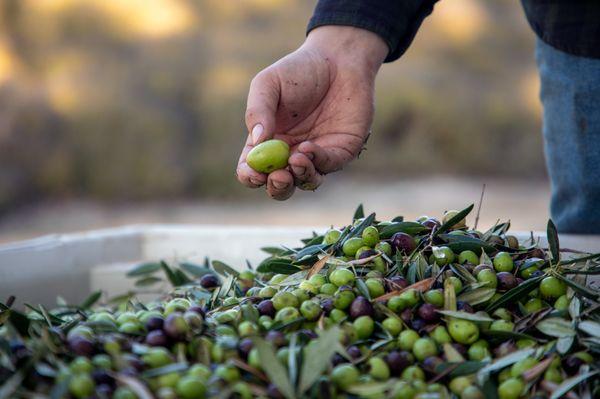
[236,135,267,188]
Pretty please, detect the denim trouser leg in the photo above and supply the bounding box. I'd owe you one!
[536,39,600,234]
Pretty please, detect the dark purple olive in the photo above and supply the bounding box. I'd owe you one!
[422,356,443,375]
[321,298,334,314]
[257,300,276,318]
[529,248,545,259]
[386,276,408,291]
[347,346,362,359]
[391,232,416,254]
[422,218,441,230]
[516,277,524,285]
[267,383,285,399]
[200,274,220,289]
[68,337,95,357]
[457,301,474,314]
[400,308,413,325]
[145,330,169,347]
[385,351,412,375]
[265,331,286,347]
[497,272,518,291]
[473,264,492,276]
[238,338,253,359]
[331,353,347,366]
[188,306,206,318]
[145,316,164,331]
[358,249,378,260]
[417,303,439,322]
[164,312,189,341]
[349,296,374,319]
[411,318,427,332]
[123,354,145,371]
[564,355,584,375]
[92,370,113,385]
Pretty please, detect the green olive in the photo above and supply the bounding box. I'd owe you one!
[246,139,290,173]
[342,237,364,257]
[477,269,498,289]
[368,357,390,380]
[331,364,359,390]
[323,229,342,245]
[375,241,393,257]
[362,226,380,247]
[424,289,444,307]
[458,250,479,265]
[114,387,138,399]
[398,329,420,351]
[539,276,567,299]
[448,319,479,344]
[365,278,385,298]
[382,317,403,336]
[400,365,425,381]
[449,376,472,395]
[215,364,241,383]
[68,374,95,398]
[493,252,514,272]
[300,300,322,321]
[272,292,300,310]
[353,316,375,339]
[511,358,537,378]
[329,268,356,287]
[274,307,301,323]
[412,337,438,361]
[387,296,408,313]
[175,375,206,399]
[497,378,524,399]
[430,325,452,345]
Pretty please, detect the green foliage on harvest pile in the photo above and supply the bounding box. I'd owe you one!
[1,205,600,398]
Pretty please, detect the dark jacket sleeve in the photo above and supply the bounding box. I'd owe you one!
[307,0,438,63]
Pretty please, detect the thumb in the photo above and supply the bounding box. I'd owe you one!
[245,70,279,145]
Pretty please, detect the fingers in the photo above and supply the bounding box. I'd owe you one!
[289,152,324,191]
[266,169,295,200]
[297,140,357,175]
[236,135,267,188]
[245,70,279,145]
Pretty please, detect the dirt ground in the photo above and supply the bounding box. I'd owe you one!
[0,177,551,244]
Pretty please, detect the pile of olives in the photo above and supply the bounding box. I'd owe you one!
[1,205,598,399]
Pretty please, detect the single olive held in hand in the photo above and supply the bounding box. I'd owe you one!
[246,139,290,173]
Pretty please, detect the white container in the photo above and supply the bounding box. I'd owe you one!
[0,225,598,306]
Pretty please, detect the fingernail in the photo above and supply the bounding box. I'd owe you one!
[251,124,264,145]
[304,152,315,161]
[272,180,288,189]
[249,178,263,186]
[291,166,305,176]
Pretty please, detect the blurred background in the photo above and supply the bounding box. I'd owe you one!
[0,0,550,243]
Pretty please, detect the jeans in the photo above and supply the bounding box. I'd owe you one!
[536,39,600,234]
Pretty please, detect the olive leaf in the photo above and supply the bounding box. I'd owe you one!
[549,370,599,399]
[261,247,288,256]
[179,262,212,278]
[353,204,365,221]
[253,337,296,399]
[556,336,574,354]
[546,219,560,262]
[476,348,535,386]
[257,258,301,275]
[379,222,428,239]
[485,276,543,313]
[79,290,102,309]
[450,264,477,284]
[457,287,496,306]
[294,244,331,260]
[435,204,474,236]
[484,330,538,342]
[211,260,240,277]
[437,310,493,322]
[298,327,343,395]
[435,361,488,378]
[160,261,184,287]
[439,234,496,255]
[578,320,600,338]
[287,334,299,387]
[535,317,576,338]
[0,370,24,399]
[134,276,163,287]
[356,279,372,301]
[142,362,189,378]
[480,251,493,266]
[113,374,154,399]
[342,213,376,244]
[553,273,599,300]
[126,262,161,277]
[443,278,457,311]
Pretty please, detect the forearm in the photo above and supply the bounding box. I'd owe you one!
[307,0,439,62]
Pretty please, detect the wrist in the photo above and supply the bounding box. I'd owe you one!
[303,26,388,76]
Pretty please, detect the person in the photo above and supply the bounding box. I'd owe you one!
[236,1,600,234]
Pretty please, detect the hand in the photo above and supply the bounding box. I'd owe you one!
[236,26,388,200]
